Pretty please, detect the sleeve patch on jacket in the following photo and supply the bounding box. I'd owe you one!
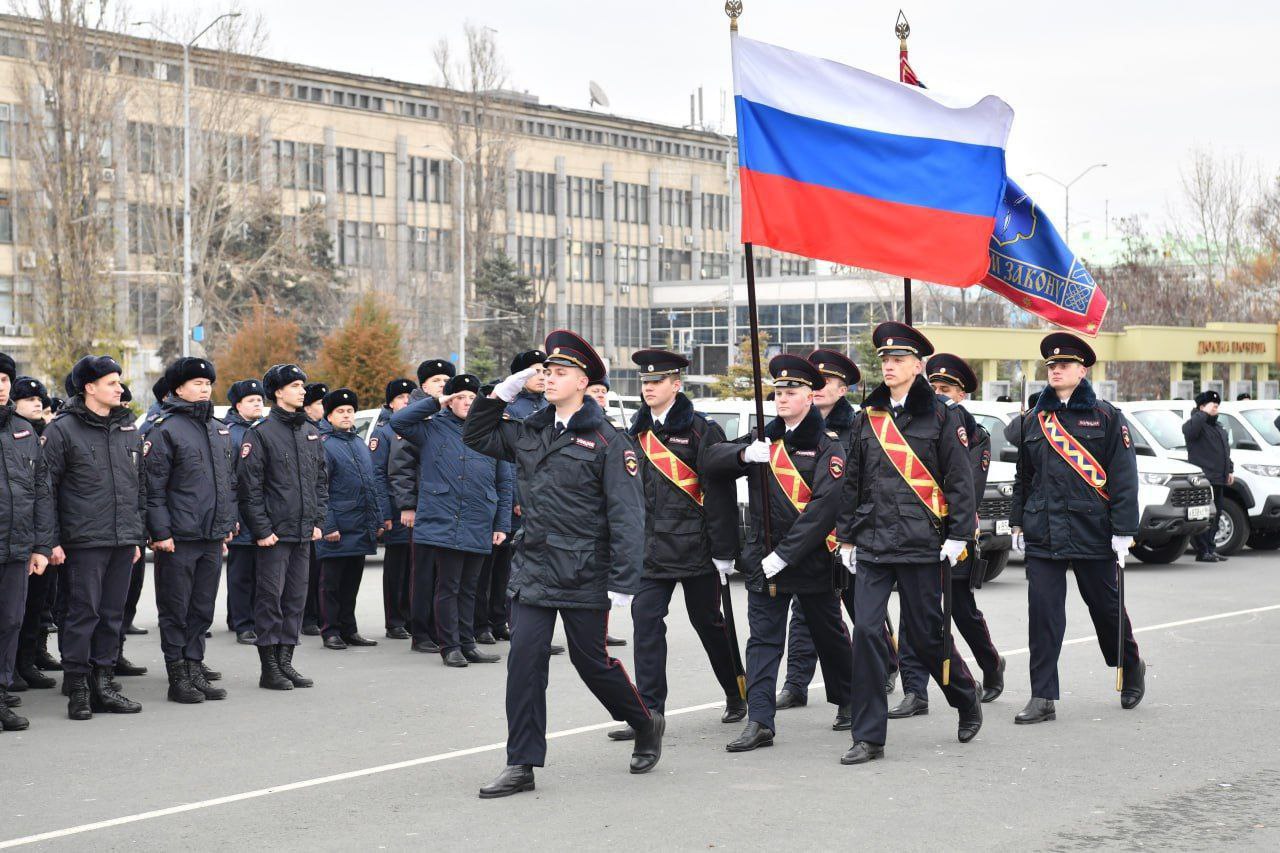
[829,456,845,479]
[624,449,638,476]
[956,426,968,448]
[981,449,990,471]
[241,443,252,458]
[1122,424,1131,448]
[368,436,379,451]
[142,440,152,457]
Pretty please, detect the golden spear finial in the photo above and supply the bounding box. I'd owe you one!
[726,1,743,33]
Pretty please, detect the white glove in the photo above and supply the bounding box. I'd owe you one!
[608,591,633,609]
[940,538,968,567]
[742,439,771,464]
[1012,528,1025,552]
[840,546,857,574]
[1111,535,1134,567]
[713,558,736,585]
[493,367,539,403]
[761,551,786,579]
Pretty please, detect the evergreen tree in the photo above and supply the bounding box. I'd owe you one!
[312,295,410,409]
[708,331,772,400]
[471,252,536,365]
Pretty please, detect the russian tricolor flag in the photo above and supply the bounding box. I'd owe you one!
[732,35,1014,287]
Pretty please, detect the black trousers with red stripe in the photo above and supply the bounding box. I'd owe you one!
[505,596,650,767]
[900,577,1001,701]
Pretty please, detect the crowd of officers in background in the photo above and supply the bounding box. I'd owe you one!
[0,323,1154,802]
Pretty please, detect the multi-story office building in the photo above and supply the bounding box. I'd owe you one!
[0,13,814,393]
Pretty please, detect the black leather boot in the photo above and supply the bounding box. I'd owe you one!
[188,661,227,700]
[276,645,313,688]
[258,645,293,691]
[34,632,62,671]
[66,673,92,720]
[17,652,56,689]
[1014,697,1056,724]
[90,667,142,713]
[840,741,884,765]
[982,657,1006,703]
[774,688,807,710]
[888,693,929,718]
[166,660,204,704]
[0,696,29,731]
[7,668,27,691]
[832,703,852,731]
[198,661,222,682]
[462,648,500,664]
[629,713,665,774]
[114,655,148,677]
[722,695,747,724]
[726,721,774,752]
[0,688,19,707]
[478,765,535,799]
[1121,659,1146,710]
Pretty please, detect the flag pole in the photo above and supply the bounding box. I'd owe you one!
[897,11,914,325]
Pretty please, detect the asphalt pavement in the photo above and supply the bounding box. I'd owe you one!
[2,549,1278,851]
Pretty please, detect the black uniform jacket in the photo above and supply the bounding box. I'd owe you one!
[236,407,329,544]
[1010,379,1139,561]
[463,395,645,610]
[627,392,737,579]
[824,396,857,454]
[1182,410,1233,485]
[836,375,976,565]
[0,404,54,561]
[143,398,238,542]
[702,404,845,595]
[43,396,145,549]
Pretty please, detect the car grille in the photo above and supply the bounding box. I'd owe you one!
[1171,486,1212,507]
[979,497,1013,519]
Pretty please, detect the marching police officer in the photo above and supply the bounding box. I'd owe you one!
[224,379,266,644]
[237,364,328,691]
[703,354,854,753]
[301,382,330,635]
[1183,390,1232,563]
[837,323,982,764]
[466,330,658,798]
[142,357,237,704]
[1010,332,1144,724]
[43,355,146,720]
[606,349,744,743]
[891,353,1005,720]
[370,377,415,639]
[0,360,53,730]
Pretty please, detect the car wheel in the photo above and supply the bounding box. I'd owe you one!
[1246,529,1280,550]
[982,548,1009,583]
[1130,535,1191,564]
[1214,499,1248,556]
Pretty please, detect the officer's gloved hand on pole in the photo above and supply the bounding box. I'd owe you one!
[761,551,786,578]
[940,538,968,566]
[493,367,539,403]
[1011,528,1025,552]
[840,546,857,574]
[608,591,633,609]
[713,557,736,585]
[1111,535,1135,567]
[742,439,771,464]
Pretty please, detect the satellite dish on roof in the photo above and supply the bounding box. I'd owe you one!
[589,80,610,110]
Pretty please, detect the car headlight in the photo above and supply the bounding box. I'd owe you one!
[1187,473,1208,488]
[998,482,1014,496]
[1242,463,1280,478]
[1140,473,1171,486]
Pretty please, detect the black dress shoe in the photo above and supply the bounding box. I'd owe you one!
[548,644,565,655]
[342,634,378,647]
[957,700,982,743]
[236,631,257,645]
[630,713,665,773]
[774,688,807,710]
[982,657,1006,703]
[412,639,441,653]
[492,626,511,641]
[7,670,26,691]
[385,627,411,640]
[1211,552,1228,562]
[883,668,899,695]
[726,721,774,752]
[722,695,747,724]
[0,701,29,731]
[443,650,469,667]
[1194,554,1215,563]
[605,634,627,647]
[475,630,497,645]
[1014,697,1056,724]
[114,656,147,677]
[840,741,884,765]
[1,689,20,707]
[888,693,929,718]
[1121,659,1147,710]
[478,765,535,799]
[323,635,348,651]
[462,648,500,664]
[832,703,852,731]
[608,724,636,741]
[124,623,148,636]
[301,623,321,637]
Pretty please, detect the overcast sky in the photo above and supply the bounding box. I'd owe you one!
[130,0,1280,239]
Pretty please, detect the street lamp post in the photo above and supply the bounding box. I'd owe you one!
[1027,163,1108,245]
[135,12,241,357]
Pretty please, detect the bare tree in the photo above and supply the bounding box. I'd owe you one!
[1169,148,1255,290]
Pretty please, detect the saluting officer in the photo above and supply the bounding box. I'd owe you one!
[837,323,982,765]
[465,330,658,798]
[1010,333,1145,724]
[43,355,146,720]
[0,361,54,731]
[237,364,328,691]
[891,353,1005,720]
[370,377,416,639]
[606,349,744,744]
[703,354,854,753]
[142,357,237,704]
[224,379,266,644]
[1183,390,1232,563]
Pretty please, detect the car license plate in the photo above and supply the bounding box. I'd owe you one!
[995,520,1011,535]
[1187,505,1211,521]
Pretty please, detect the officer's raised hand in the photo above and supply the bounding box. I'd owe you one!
[493,367,539,402]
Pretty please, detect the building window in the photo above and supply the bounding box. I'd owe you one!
[0,276,32,326]
[516,171,556,214]
[0,193,11,243]
[334,147,385,197]
[409,156,452,203]
[659,249,692,281]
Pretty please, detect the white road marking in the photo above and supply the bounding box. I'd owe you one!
[3,601,1277,849]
